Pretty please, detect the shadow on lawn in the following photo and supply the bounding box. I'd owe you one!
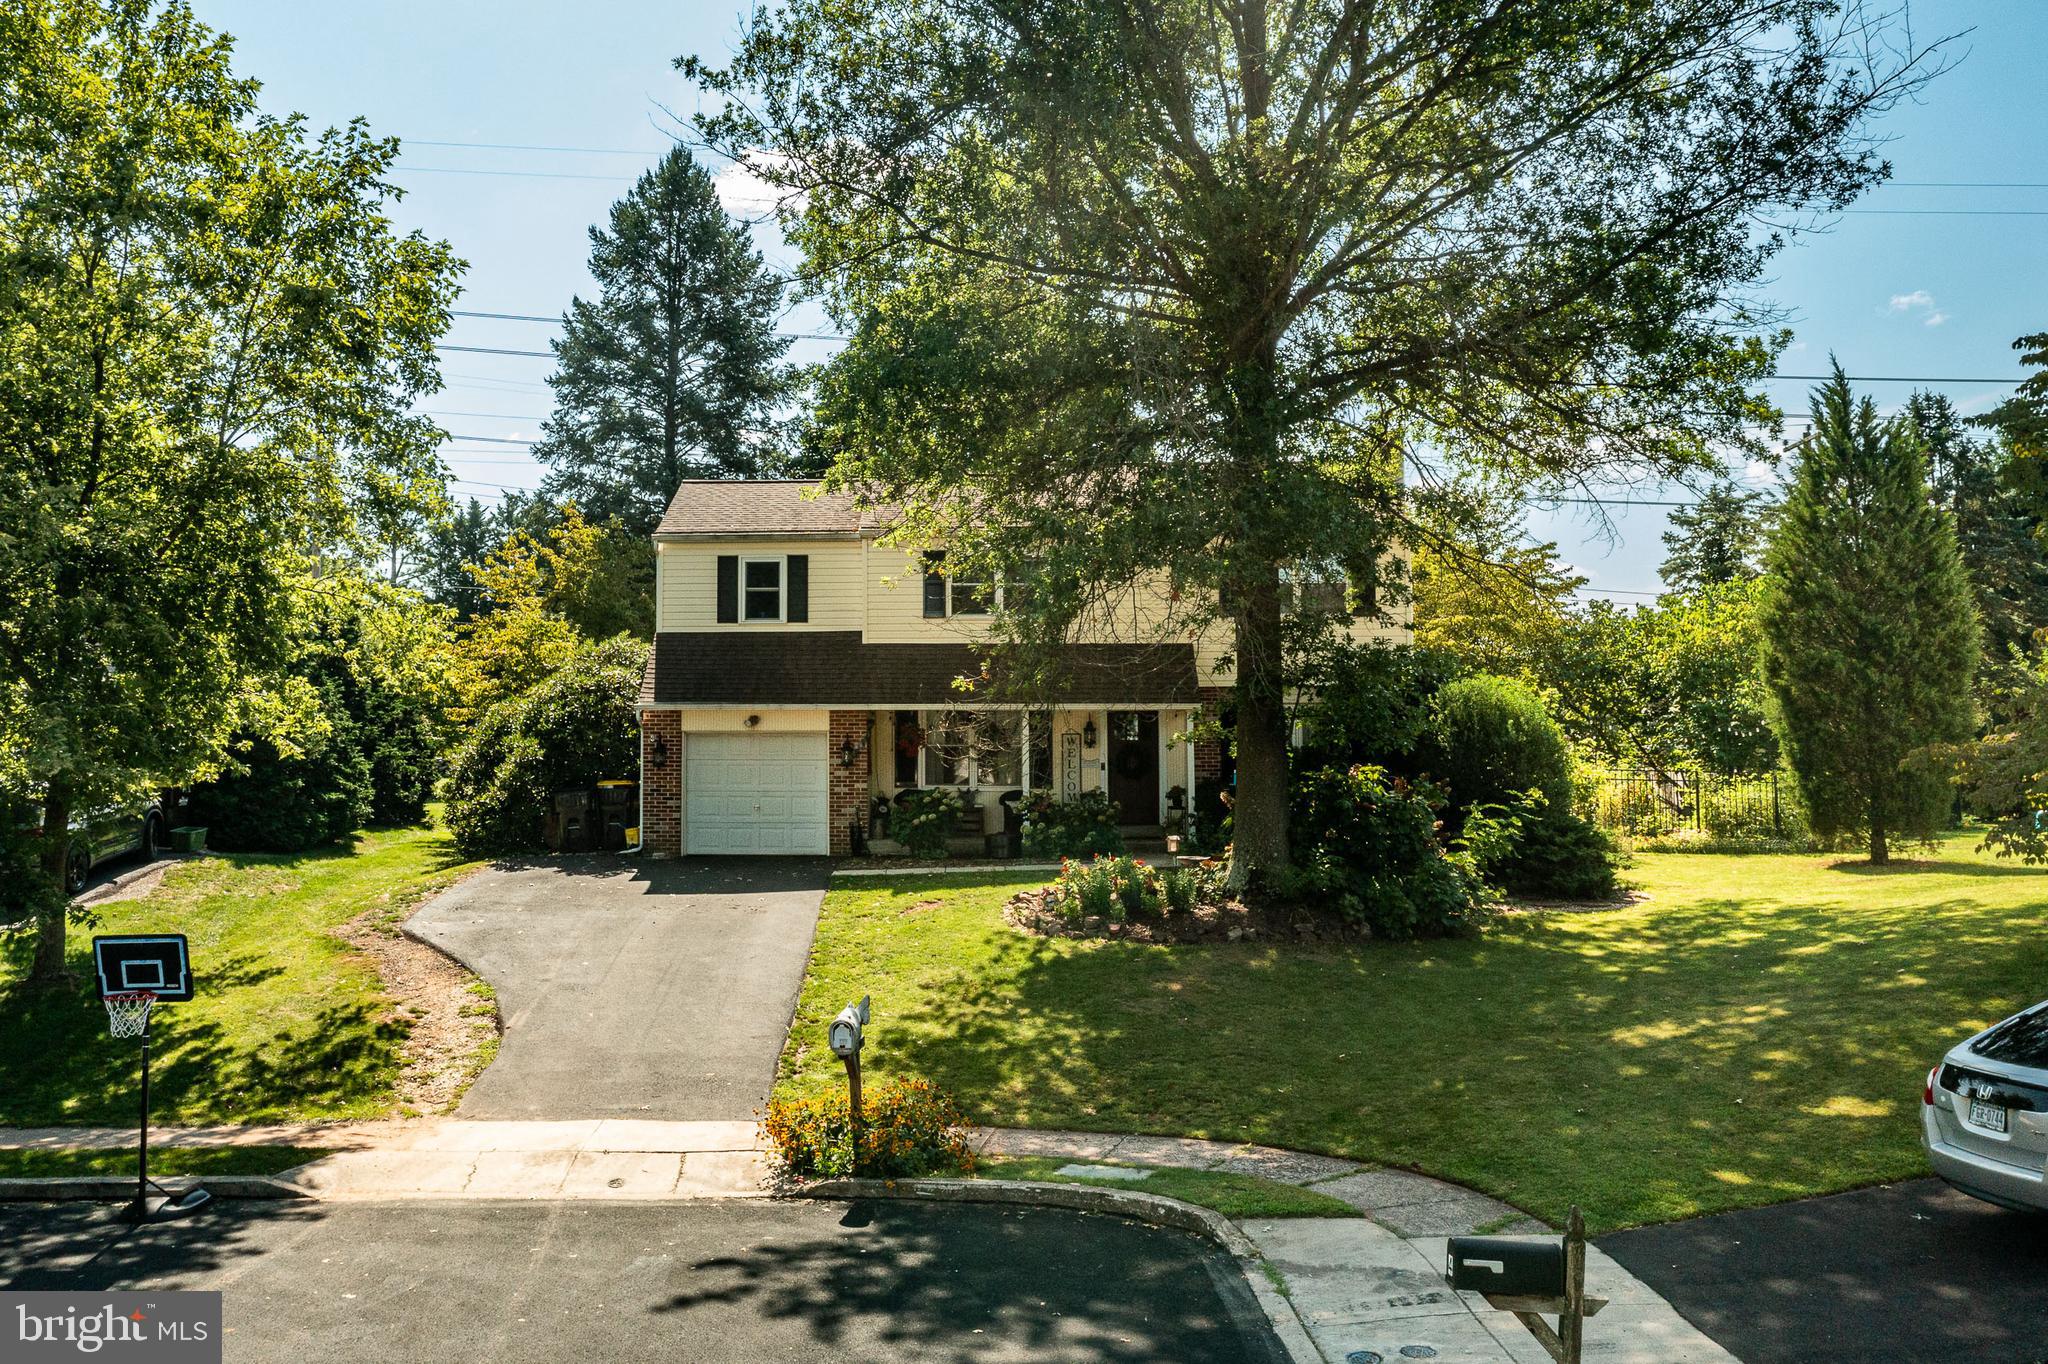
[0,949,404,1128]
[880,872,2048,1230]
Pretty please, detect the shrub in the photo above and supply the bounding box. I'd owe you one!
[759,1076,976,1180]
[444,637,646,855]
[1295,640,1462,774]
[887,787,960,858]
[188,681,373,852]
[1499,800,1621,901]
[1288,764,1488,939]
[1160,865,1199,915]
[1045,854,1177,921]
[1019,790,1125,859]
[1421,674,1574,817]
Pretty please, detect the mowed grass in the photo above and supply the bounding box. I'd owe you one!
[0,1146,327,1179]
[0,824,479,1127]
[783,833,2048,1232]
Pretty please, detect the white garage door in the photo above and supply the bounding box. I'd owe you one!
[685,732,830,855]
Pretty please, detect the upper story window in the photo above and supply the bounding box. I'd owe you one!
[715,552,809,624]
[743,556,784,621]
[922,551,1001,618]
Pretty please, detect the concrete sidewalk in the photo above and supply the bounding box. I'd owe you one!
[0,1120,1735,1363]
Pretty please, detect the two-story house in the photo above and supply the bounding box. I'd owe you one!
[636,480,1411,857]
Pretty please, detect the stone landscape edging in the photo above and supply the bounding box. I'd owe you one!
[794,1176,1320,1363]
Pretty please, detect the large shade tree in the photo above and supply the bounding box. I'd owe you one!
[687,0,1940,886]
[0,0,459,978]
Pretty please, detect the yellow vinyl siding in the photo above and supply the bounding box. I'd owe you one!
[655,540,864,632]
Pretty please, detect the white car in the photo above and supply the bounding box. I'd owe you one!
[1922,999,2048,1211]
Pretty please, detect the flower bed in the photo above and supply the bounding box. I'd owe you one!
[1003,854,1375,944]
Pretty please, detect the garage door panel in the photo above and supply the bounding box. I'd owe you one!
[685,732,829,856]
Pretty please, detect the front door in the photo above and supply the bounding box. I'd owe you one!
[1105,711,1159,824]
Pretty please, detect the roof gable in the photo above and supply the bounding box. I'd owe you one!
[654,480,870,538]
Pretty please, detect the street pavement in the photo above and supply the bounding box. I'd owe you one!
[406,856,830,1122]
[0,1196,1286,1363]
[1602,1177,2048,1363]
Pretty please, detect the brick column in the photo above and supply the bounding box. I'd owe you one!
[828,710,872,857]
[1193,685,1232,779]
[640,709,683,856]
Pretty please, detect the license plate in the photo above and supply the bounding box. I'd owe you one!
[1969,1098,2009,1133]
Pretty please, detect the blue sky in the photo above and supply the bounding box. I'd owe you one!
[202,0,2047,597]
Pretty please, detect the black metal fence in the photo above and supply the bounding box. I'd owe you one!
[1578,767,1791,841]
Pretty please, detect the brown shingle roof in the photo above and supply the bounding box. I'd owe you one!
[654,480,869,537]
[644,631,1199,707]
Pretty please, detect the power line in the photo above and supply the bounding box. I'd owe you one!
[406,138,658,156]
[394,165,636,184]
[453,310,557,323]
[438,432,535,445]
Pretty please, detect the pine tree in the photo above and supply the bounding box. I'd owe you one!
[534,148,791,534]
[1659,479,1772,591]
[1759,368,1980,863]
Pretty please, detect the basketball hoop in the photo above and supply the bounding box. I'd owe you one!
[104,991,156,1040]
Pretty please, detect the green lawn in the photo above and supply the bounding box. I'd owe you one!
[974,1155,1365,1219]
[0,1146,327,1179]
[0,824,479,1127]
[785,833,2048,1232]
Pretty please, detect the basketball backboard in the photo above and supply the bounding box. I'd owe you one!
[92,934,193,1002]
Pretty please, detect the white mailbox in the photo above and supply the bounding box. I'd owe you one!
[829,995,871,1059]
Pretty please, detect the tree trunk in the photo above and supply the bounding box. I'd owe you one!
[1869,806,1889,866]
[1228,566,1290,892]
[29,781,73,985]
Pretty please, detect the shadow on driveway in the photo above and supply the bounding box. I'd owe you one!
[1601,1177,2048,1363]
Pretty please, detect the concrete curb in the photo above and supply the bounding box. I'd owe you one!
[0,1175,309,1203]
[794,1177,1321,1364]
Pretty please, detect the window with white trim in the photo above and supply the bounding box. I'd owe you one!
[742,556,784,622]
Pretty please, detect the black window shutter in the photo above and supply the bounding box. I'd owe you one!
[716,555,738,623]
[786,554,809,622]
[922,551,948,618]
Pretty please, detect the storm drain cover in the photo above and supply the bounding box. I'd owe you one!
[1344,1353,1381,1364]
[1399,1350,1439,1360]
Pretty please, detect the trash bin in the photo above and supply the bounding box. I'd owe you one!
[548,789,593,853]
[596,780,636,852]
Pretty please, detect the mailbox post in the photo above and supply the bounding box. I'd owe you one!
[827,995,871,1172]
[1446,1205,1603,1364]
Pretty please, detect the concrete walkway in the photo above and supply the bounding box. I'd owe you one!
[0,1120,1735,1363]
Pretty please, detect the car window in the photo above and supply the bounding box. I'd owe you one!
[1973,1004,2048,1068]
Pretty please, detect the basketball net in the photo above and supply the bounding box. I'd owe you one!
[105,991,156,1040]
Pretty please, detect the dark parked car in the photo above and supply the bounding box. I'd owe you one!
[12,795,179,895]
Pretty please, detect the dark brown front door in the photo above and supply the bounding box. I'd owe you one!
[1106,711,1159,824]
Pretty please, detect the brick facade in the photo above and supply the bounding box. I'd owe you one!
[639,709,683,855]
[828,710,872,857]
[1193,685,1233,780]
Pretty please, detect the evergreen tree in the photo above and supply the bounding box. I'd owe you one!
[533,148,791,535]
[1759,369,1979,863]
[1908,391,2048,668]
[418,497,506,620]
[1659,479,1772,592]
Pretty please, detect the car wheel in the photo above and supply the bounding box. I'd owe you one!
[142,814,164,860]
[65,847,90,896]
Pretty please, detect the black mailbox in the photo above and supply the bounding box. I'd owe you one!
[1446,1236,1566,1298]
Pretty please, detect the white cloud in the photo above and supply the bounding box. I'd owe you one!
[713,149,804,216]
[1924,310,1948,328]
[1887,289,1935,313]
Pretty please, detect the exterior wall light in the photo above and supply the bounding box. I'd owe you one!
[648,736,670,769]
[839,737,864,769]
[1081,718,1098,750]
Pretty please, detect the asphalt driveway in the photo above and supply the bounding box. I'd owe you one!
[1601,1177,2048,1363]
[0,1198,1284,1363]
[408,857,831,1121]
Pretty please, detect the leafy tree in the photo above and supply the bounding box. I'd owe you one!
[533,147,791,534]
[1982,331,2048,503]
[690,1,1935,887]
[0,0,458,979]
[445,636,647,855]
[1758,370,1978,864]
[417,497,507,620]
[1907,392,2048,671]
[1659,479,1773,592]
